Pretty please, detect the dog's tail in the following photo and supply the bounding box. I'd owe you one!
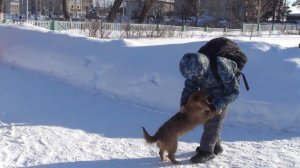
[142,127,157,143]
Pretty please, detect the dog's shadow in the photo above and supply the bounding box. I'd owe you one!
[27,154,196,168]
[175,151,196,164]
[25,146,196,168]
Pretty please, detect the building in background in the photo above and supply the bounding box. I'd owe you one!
[287,4,300,22]
[125,0,174,21]
[4,0,20,15]
[69,0,92,18]
[19,0,92,20]
[174,0,246,28]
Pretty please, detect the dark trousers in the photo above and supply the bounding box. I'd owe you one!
[200,106,228,153]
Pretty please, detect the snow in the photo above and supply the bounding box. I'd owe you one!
[290,4,300,15]
[0,24,300,167]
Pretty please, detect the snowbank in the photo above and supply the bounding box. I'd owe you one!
[0,24,300,167]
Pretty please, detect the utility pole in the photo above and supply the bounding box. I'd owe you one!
[122,0,125,23]
[34,0,37,20]
[26,0,28,20]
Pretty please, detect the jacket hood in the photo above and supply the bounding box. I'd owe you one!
[179,53,206,80]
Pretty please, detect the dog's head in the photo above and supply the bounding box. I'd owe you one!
[182,91,216,123]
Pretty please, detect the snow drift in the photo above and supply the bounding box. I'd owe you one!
[0,24,299,167]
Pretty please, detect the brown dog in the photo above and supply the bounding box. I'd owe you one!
[142,91,216,164]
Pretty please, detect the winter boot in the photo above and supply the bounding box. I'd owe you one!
[213,143,223,155]
[196,143,223,155]
[190,149,215,163]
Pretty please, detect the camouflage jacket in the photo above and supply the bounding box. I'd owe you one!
[180,53,240,111]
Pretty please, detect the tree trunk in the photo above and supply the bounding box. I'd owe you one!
[257,0,261,24]
[0,0,4,22]
[277,0,283,21]
[107,0,124,23]
[282,0,286,22]
[62,0,70,20]
[138,0,156,23]
[272,1,277,21]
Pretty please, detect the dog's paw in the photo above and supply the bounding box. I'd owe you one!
[171,160,181,164]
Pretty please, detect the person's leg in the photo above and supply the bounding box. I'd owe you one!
[200,107,227,152]
[191,107,228,163]
[214,138,223,155]
[196,137,223,155]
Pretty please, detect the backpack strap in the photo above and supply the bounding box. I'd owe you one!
[207,56,225,89]
[208,55,250,91]
[209,56,221,81]
[236,71,250,91]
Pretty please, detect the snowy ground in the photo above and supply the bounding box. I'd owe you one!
[0,24,300,168]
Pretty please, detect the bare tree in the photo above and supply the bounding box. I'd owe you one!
[190,0,203,26]
[0,0,4,22]
[175,0,192,25]
[255,0,262,24]
[175,0,203,26]
[245,0,289,23]
[138,0,156,23]
[279,0,291,22]
[151,0,173,24]
[226,0,247,28]
[62,0,70,20]
[255,0,279,22]
[164,1,174,24]
[107,0,124,22]
[245,0,272,23]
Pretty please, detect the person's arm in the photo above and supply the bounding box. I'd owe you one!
[210,59,240,111]
[180,79,199,106]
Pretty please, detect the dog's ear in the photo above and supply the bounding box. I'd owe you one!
[180,105,186,113]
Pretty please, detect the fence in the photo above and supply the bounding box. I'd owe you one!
[2,19,300,38]
[242,23,300,35]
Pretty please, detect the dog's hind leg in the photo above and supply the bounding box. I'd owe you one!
[168,151,180,164]
[157,141,167,161]
[167,140,180,164]
[159,150,165,161]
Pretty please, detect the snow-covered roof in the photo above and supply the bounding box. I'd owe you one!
[289,5,300,15]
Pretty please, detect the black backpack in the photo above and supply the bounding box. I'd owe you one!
[198,37,249,90]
